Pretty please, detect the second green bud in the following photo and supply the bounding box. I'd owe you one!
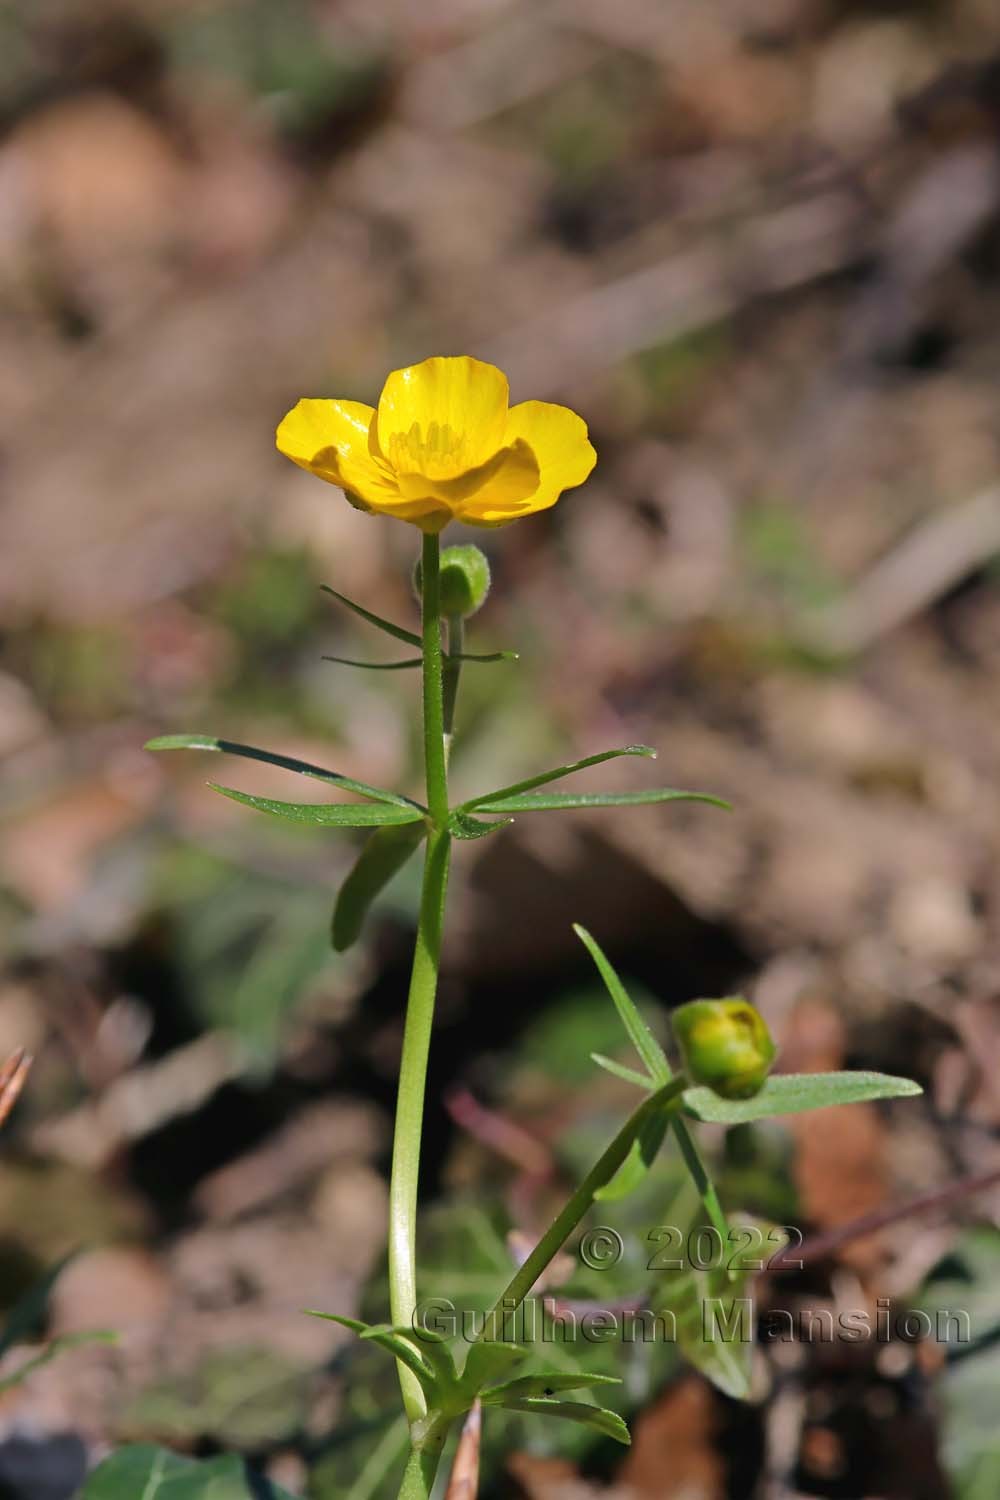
[671,997,776,1100]
[413,545,491,619]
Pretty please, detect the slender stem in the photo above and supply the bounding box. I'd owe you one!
[442,615,463,755]
[670,1115,731,1249]
[388,533,453,1424]
[421,534,449,827]
[478,1077,687,1333]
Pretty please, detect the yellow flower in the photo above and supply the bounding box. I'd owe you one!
[276,355,596,531]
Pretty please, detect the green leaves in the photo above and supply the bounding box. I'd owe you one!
[448,810,512,841]
[575,925,669,1085]
[476,1360,629,1449]
[471,788,730,815]
[462,746,656,810]
[682,1071,922,1123]
[146,734,421,811]
[459,745,729,818]
[320,583,421,648]
[332,823,427,951]
[306,1313,458,1411]
[82,1446,297,1499]
[486,1398,630,1445]
[207,784,425,828]
[305,1313,630,1448]
[482,1371,619,1400]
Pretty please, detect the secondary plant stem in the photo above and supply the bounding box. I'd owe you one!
[478,1076,687,1333]
[388,533,452,1424]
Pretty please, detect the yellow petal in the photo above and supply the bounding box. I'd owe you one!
[376,357,510,481]
[498,400,597,518]
[397,438,539,509]
[276,398,403,510]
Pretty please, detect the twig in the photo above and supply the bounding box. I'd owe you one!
[771,1161,1000,1272]
[800,485,1000,655]
[443,1400,481,1500]
[0,1049,31,1129]
[444,1087,554,1180]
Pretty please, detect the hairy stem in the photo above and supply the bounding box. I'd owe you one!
[388,533,452,1423]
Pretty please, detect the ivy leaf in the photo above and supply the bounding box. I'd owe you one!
[207,785,425,829]
[81,1446,297,1499]
[332,822,427,952]
[145,734,420,810]
[471,788,730,815]
[320,584,421,648]
[683,1071,923,1123]
[460,746,656,811]
[490,1398,630,1446]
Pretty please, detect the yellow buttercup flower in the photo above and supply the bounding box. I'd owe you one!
[276,355,596,531]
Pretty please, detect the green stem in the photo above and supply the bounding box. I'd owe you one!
[388,533,453,1424]
[397,1414,452,1500]
[420,534,449,827]
[478,1077,687,1332]
[442,615,463,754]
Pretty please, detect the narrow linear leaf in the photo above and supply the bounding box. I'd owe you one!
[305,1312,437,1389]
[146,734,420,810]
[683,1070,923,1124]
[461,1341,524,1394]
[332,823,427,951]
[483,1372,621,1403]
[323,655,422,671]
[320,584,421,647]
[0,1250,78,1360]
[575,932,732,1247]
[461,745,656,811]
[0,1330,116,1394]
[495,1398,630,1445]
[575,925,670,1082]
[449,810,512,841]
[595,1111,668,1203]
[452,650,519,664]
[372,1324,458,1384]
[663,1263,754,1400]
[208,784,425,829]
[473,788,730,814]
[590,1053,656,1090]
[670,1116,732,1254]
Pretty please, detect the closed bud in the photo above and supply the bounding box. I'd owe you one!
[671,997,776,1100]
[413,545,491,619]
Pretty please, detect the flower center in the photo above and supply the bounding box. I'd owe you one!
[389,421,471,479]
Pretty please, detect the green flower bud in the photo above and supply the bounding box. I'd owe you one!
[413,545,491,619]
[671,997,776,1100]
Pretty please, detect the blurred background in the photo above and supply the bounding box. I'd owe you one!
[2,0,1000,1496]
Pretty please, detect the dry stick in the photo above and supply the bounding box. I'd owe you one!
[444,1087,554,1180]
[800,484,1000,655]
[443,1401,481,1500]
[0,1049,31,1129]
[770,1161,1000,1272]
